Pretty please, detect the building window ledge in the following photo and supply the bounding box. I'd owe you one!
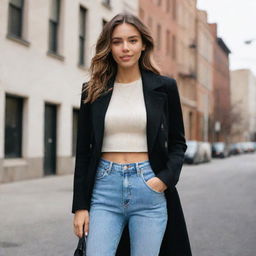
[6,33,30,47]
[77,63,88,71]
[47,50,65,61]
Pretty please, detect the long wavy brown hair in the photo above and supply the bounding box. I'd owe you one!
[83,12,161,104]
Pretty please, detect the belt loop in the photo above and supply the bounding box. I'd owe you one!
[136,162,140,175]
[107,161,112,174]
[109,161,113,173]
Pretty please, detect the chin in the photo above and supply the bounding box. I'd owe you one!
[118,61,137,69]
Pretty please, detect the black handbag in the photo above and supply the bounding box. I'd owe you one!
[74,231,87,256]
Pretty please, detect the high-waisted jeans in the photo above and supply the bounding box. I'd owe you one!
[86,157,168,256]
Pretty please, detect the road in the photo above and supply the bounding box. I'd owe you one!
[0,152,255,256]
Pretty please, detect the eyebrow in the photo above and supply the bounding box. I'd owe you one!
[112,35,139,40]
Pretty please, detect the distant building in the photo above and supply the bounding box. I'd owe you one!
[139,3,231,143]
[0,0,138,183]
[139,0,199,141]
[139,0,178,77]
[210,23,231,143]
[230,69,256,142]
[195,10,214,142]
[176,0,197,141]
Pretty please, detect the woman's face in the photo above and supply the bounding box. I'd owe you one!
[110,23,145,69]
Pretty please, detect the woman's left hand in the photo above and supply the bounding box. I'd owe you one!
[146,177,167,192]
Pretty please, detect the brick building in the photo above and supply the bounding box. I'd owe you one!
[210,23,231,142]
[195,10,214,142]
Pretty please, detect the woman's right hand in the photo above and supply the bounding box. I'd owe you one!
[73,209,89,238]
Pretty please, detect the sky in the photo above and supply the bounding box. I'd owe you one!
[197,0,256,75]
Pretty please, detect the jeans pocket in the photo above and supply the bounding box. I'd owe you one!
[140,166,164,194]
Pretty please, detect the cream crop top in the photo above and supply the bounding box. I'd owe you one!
[101,77,148,152]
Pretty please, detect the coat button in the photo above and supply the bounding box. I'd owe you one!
[164,140,168,148]
[161,123,164,129]
[89,143,92,148]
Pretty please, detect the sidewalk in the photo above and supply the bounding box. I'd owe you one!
[0,174,77,256]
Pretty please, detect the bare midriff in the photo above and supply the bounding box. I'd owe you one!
[101,152,149,164]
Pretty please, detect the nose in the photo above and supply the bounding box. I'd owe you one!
[122,41,129,51]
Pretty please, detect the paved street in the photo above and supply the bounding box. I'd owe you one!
[0,153,255,256]
[181,152,256,256]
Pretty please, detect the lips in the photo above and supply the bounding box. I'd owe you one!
[120,55,132,61]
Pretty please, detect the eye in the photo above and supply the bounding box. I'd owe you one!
[130,39,137,43]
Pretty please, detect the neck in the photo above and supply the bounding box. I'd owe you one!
[115,64,141,83]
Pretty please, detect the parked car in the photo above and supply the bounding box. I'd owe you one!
[234,142,246,154]
[228,143,242,155]
[243,141,255,153]
[185,140,211,164]
[184,141,199,164]
[238,141,255,153]
[253,142,256,151]
[212,142,229,158]
[200,142,212,162]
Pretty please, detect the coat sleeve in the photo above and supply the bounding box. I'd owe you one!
[72,82,92,214]
[155,78,187,190]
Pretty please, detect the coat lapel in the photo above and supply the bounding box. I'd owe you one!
[91,68,167,155]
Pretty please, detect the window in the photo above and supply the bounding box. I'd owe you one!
[166,0,170,12]
[166,30,170,55]
[72,109,79,156]
[49,0,61,53]
[157,24,161,50]
[148,16,152,30]
[172,35,176,59]
[139,8,144,21]
[8,0,24,38]
[79,6,87,66]
[5,95,23,158]
[172,0,176,20]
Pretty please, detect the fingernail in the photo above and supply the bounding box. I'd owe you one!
[85,232,88,236]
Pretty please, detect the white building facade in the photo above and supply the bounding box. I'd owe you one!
[0,0,138,183]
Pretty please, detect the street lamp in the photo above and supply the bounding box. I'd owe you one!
[244,38,256,44]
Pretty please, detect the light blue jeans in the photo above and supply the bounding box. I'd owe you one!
[86,157,168,256]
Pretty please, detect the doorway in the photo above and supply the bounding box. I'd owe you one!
[43,103,57,175]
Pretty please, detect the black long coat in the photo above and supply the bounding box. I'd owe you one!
[72,67,192,256]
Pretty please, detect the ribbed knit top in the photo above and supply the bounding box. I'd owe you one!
[101,77,148,152]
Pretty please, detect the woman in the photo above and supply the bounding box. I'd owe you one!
[72,13,192,256]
